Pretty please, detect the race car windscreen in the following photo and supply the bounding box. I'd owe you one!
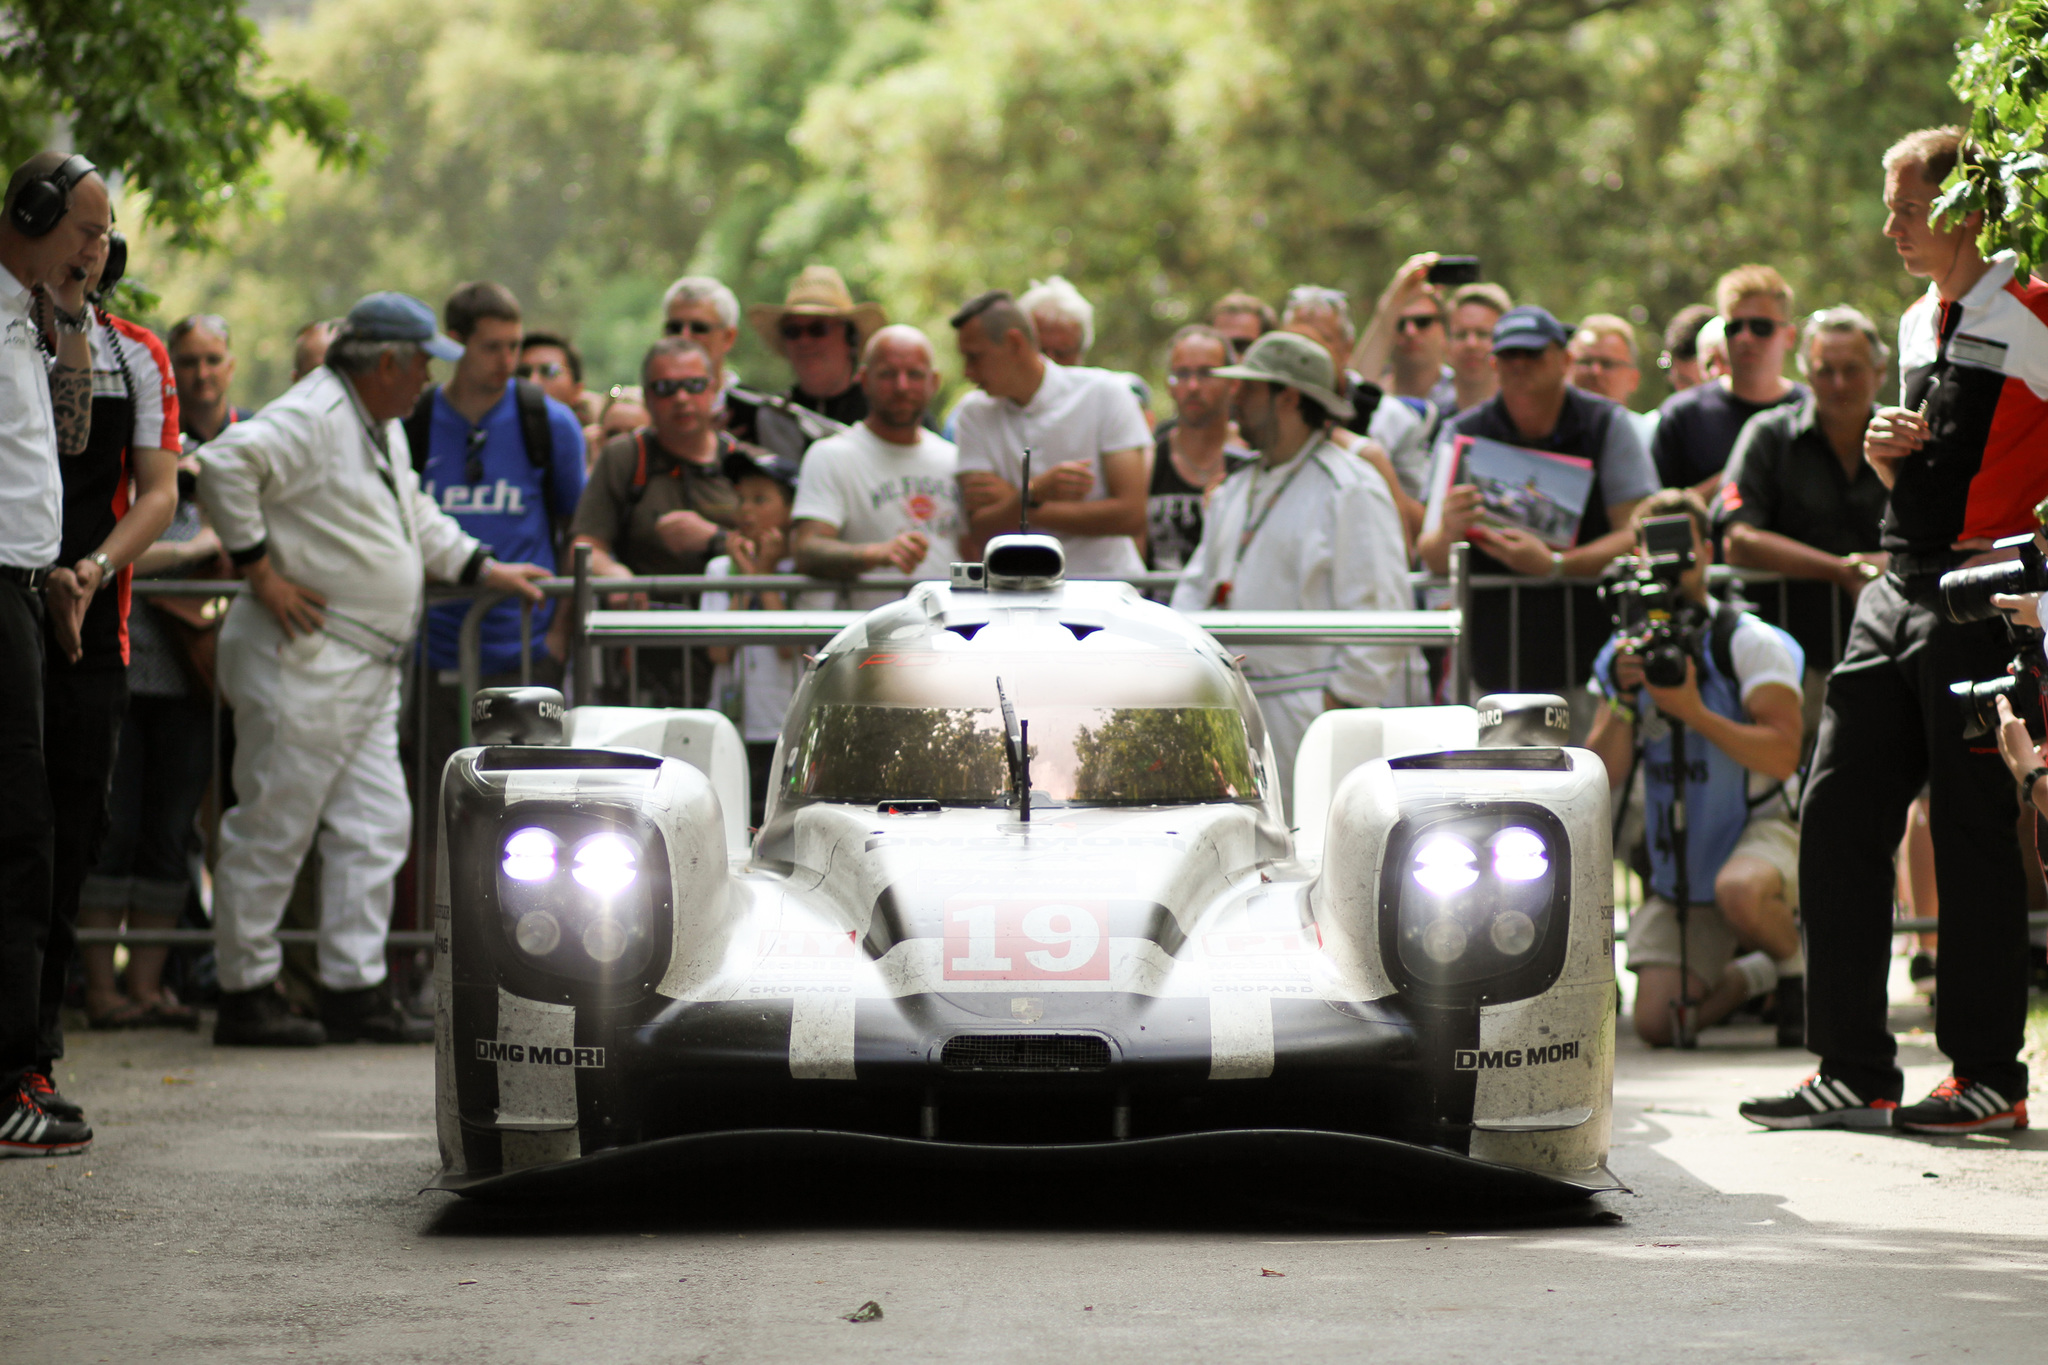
[782,704,1259,807]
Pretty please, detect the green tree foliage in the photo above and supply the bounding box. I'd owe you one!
[143,0,1979,406]
[0,0,362,246]
[1939,0,2048,273]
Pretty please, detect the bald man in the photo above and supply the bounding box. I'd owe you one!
[791,324,963,608]
[0,151,113,1155]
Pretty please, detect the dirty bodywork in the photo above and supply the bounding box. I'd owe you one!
[431,538,1620,1203]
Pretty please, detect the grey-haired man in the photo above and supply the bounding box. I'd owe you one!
[197,292,548,1047]
[1171,332,1419,807]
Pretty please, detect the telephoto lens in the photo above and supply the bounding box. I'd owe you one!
[1951,673,2027,740]
[1938,534,2046,623]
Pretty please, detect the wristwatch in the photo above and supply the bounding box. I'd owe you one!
[2024,766,2048,808]
[51,301,90,335]
[1547,550,1565,579]
[87,550,112,581]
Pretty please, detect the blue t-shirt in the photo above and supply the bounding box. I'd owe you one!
[419,383,587,672]
[1591,608,1803,903]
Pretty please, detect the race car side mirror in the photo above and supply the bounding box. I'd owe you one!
[472,686,567,746]
[1475,693,1571,748]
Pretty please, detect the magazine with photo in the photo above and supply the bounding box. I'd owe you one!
[1451,434,1597,549]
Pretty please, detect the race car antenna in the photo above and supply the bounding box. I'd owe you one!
[1019,448,1034,533]
[995,676,1031,822]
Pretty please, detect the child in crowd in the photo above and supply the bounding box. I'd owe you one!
[701,450,806,826]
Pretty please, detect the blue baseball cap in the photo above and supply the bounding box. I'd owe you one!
[1491,305,1572,354]
[342,291,464,361]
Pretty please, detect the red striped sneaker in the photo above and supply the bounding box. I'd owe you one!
[1738,1073,1899,1129]
[0,1080,92,1157]
[1895,1077,2029,1134]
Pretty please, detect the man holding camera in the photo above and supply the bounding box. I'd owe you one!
[1587,492,1808,1046]
[1742,128,2048,1133]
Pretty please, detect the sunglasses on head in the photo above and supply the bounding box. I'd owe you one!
[663,318,718,336]
[515,361,564,380]
[780,319,842,342]
[463,424,488,486]
[1726,317,1781,339]
[646,376,712,398]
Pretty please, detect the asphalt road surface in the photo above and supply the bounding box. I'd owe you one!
[6,1001,2046,1364]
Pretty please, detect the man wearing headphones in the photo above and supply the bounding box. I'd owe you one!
[0,151,112,1157]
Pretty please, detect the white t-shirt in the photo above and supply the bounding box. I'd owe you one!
[790,422,962,609]
[952,360,1152,578]
[700,555,804,743]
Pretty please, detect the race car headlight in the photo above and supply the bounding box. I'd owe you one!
[1380,806,1572,1004]
[493,813,665,983]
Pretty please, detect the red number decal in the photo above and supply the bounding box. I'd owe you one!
[942,899,1111,980]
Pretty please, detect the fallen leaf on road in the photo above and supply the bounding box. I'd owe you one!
[1260,1268,1285,1277]
[163,1076,193,1085]
[842,1301,884,1323]
[458,1279,478,1286]
[1922,1172,1939,1179]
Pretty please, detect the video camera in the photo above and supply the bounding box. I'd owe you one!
[1940,523,2048,739]
[1598,514,1708,689]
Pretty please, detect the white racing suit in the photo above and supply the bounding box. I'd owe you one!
[1172,436,1420,813]
[198,367,485,993]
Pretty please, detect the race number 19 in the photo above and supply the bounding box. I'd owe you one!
[943,899,1111,981]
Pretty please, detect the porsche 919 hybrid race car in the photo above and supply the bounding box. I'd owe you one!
[428,535,1621,1206]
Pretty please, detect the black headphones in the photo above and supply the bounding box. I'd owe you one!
[9,154,95,238]
[90,231,126,301]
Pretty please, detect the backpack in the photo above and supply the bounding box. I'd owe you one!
[404,379,561,529]
[1703,595,1807,818]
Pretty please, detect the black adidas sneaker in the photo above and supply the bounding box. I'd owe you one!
[0,1080,93,1157]
[1738,1073,1898,1130]
[1895,1077,2029,1134]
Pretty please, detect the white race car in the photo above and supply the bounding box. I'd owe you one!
[429,537,1620,1206]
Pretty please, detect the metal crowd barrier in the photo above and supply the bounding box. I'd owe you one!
[87,548,1951,953]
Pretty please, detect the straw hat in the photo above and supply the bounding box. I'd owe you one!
[746,265,888,357]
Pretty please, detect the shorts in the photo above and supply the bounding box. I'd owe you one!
[1625,815,1800,983]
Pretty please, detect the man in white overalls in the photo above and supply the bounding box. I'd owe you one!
[198,293,547,1046]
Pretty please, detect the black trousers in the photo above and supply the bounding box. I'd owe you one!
[0,580,53,1091]
[37,662,128,1067]
[1800,574,2030,1100]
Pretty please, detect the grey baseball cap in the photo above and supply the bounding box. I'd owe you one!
[1212,331,1354,419]
[342,291,464,361]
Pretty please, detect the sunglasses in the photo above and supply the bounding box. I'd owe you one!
[780,319,842,342]
[663,318,719,336]
[515,361,564,380]
[1169,366,1222,383]
[463,424,488,486]
[646,376,712,398]
[1726,317,1782,339]
[1396,315,1441,333]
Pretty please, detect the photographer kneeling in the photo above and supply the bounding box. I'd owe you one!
[1586,490,1808,1046]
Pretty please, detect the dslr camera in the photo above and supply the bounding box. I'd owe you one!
[1939,527,2048,739]
[1598,514,1709,689]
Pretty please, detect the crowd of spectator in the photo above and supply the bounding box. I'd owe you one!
[4,120,2045,1156]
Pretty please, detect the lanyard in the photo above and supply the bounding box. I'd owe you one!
[341,376,416,547]
[1217,436,1323,588]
